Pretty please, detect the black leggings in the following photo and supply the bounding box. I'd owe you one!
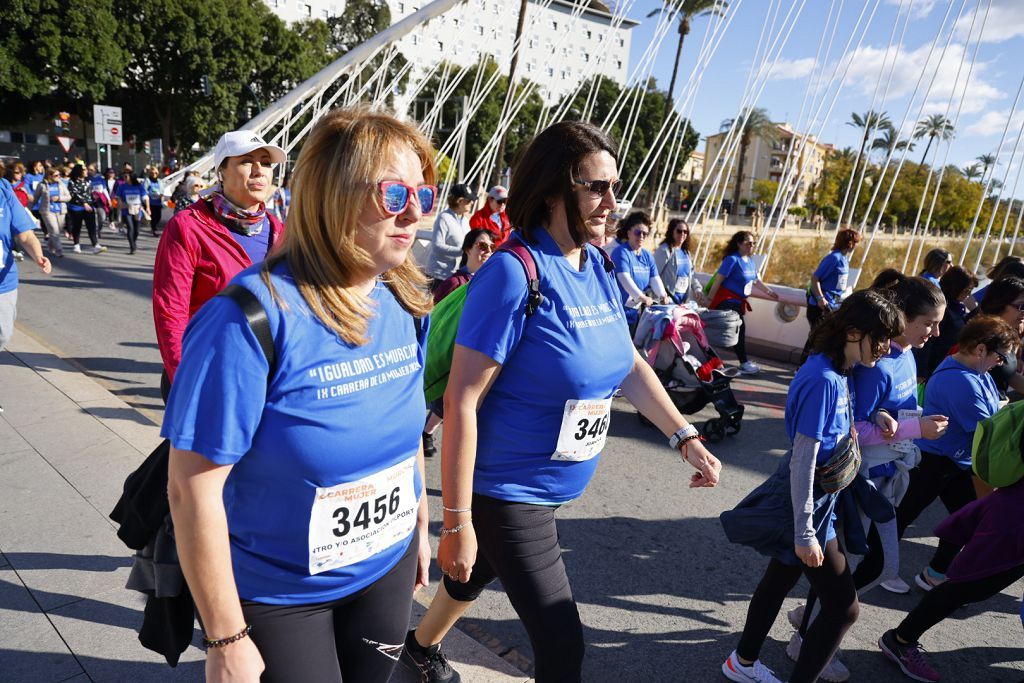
[444,494,583,683]
[896,563,1024,643]
[240,530,419,683]
[716,299,749,364]
[69,210,98,247]
[896,452,976,573]
[801,523,886,635]
[123,212,141,252]
[736,539,859,683]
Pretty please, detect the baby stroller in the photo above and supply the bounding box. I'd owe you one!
[633,305,744,442]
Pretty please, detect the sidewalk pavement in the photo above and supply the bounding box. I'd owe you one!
[0,326,528,683]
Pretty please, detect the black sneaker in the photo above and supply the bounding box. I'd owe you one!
[400,629,461,683]
[422,432,437,459]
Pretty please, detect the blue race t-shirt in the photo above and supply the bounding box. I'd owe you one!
[921,272,940,286]
[456,228,635,504]
[162,263,427,604]
[917,356,1000,468]
[0,179,36,294]
[116,183,147,216]
[809,251,849,308]
[24,172,43,210]
[973,284,988,306]
[226,218,272,264]
[786,352,851,464]
[611,243,657,308]
[718,253,757,299]
[45,182,64,214]
[851,344,919,421]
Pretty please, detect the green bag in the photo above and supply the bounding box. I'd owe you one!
[423,283,470,404]
[971,400,1024,487]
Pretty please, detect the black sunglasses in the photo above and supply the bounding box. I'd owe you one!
[573,178,623,196]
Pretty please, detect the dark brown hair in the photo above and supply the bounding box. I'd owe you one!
[832,228,860,252]
[921,248,951,276]
[458,228,498,268]
[978,276,1024,317]
[809,288,904,371]
[939,266,978,303]
[986,255,1023,281]
[660,218,692,251]
[956,314,1020,353]
[616,210,652,241]
[506,121,618,246]
[870,270,944,320]
[724,230,754,256]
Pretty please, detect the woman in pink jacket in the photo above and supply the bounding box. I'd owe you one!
[153,131,286,400]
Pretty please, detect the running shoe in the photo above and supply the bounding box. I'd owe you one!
[881,577,911,594]
[785,632,849,682]
[739,361,761,375]
[914,568,946,592]
[399,630,462,683]
[722,650,782,683]
[787,604,805,630]
[91,245,108,254]
[72,244,82,254]
[879,629,940,682]
[422,432,437,459]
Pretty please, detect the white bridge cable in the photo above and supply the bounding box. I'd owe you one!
[1006,194,1024,256]
[903,0,988,273]
[989,141,1024,264]
[972,112,1024,270]
[958,68,1024,267]
[853,0,969,282]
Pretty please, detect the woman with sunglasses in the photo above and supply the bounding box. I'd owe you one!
[31,167,68,257]
[612,211,671,327]
[895,315,1018,592]
[918,248,952,286]
[971,255,1023,307]
[722,289,904,683]
[165,108,436,683]
[401,121,720,683]
[153,131,286,401]
[969,276,1024,399]
[654,217,706,306]
[707,230,780,375]
[426,183,477,288]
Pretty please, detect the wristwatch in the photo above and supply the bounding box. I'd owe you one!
[669,425,700,450]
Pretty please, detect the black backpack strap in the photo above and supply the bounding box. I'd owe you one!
[499,232,542,317]
[217,283,276,374]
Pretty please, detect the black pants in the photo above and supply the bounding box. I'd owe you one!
[896,563,1024,643]
[69,210,98,247]
[801,523,885,634]
[736,539,859,683]
[896,452,976,573]
[716,299,749,364]
[240,530,419,683]
[444,494,583,682]
[123,212,141,252]
[150,203,163,233]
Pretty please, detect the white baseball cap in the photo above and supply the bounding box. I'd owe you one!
[213,130,286,169]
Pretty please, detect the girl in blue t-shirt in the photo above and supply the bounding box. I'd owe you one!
[799,229,860,364]
[896,315,1018,591]
[165,110,439,683]
[403,121,721,683]
[918,247,951,286]
[707,230,780,375]
[115,173,150,255]
[654,217,706,306]
[722,289,904,683]
[611,210,670,326]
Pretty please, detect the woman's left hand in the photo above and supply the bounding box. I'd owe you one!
[682,439,721,488]
[413,528,431,594]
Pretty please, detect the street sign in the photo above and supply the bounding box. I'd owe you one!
[148,138,164,163]
[93,104,123,145]
[56,136,74,153]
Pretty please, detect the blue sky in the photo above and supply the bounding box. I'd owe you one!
[621,0,1024,188]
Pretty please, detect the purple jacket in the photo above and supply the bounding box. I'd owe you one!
[937,478,1024,582]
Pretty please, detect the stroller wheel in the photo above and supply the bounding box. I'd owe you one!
[702,418,725,443]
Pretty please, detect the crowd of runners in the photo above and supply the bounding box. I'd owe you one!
[1,107,1022,683]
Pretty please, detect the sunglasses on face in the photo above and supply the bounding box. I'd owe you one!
[632,228,649,237]
[378,181,437,216]
[573,178,623,196]
[675,228,689,235]
[994,350,1010,365]
[1011,302,1024,312]
[493,198,507,205]
[475,242,493,253]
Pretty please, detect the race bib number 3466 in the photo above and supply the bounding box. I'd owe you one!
[552,398,612,462]
[307,456,418,575]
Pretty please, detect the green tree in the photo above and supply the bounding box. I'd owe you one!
[720,107,778,212]
[871,127,914,159]
[752,179,779,206]
[913,113,954,167]
[962,163,983,182]
[846,110,890,183]
[977,153,997,178]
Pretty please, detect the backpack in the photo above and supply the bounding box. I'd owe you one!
[422,232,613,404]
[972,400,1024,487]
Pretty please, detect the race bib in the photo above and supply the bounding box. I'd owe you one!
[892,408,923,454]
[673,275,690,296]
[307,456,418,575]
[743,280,753,297]
[837,272,849,291]
[552,398,612,462]
[126,194,142,215]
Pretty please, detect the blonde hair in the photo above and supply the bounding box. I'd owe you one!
[263,106,434,346]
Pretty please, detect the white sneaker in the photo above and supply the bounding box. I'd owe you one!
[72,244,82,254]
[722,650,782,683]
[91,245,107,254]
[785,632,850,682]
[12,251,24,261]
[740,361,761,375]
[881,577,911,594]
[787,604,805,630]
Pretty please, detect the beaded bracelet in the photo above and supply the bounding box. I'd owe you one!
[440,521,471,536]
[203,624,252,649]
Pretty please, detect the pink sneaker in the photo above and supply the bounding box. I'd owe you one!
[879,629,940,682]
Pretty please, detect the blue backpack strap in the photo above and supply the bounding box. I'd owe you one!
[499,232,542,317]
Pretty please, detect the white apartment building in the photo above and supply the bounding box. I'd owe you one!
[263,0,636,105]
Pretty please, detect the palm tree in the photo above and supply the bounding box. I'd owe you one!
[962,163,983,182]
[847,110,891,181]
[645,0,728,205]
[872,126,915,159]
[720,107,778,212]
[913,114,955,166]
[978,153,997,179]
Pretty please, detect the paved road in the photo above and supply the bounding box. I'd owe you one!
[14,230,1024,681]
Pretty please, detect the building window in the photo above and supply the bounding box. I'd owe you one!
[452,17,459,27]
[526,63,534,72]
[618,37,625,47]
[321,8,329,18]
[492,3,497,13]
[435,40,443,51]
[551,20,558,30]
[303,3,311,16]
[547,67,554,77]
[411,34,419,45]
[615,60,622,69]
[585,30,592,39]
[562,46,569,56]
[598,34,604,42]
[397,1,404,11]
[476,25,484,35]
[561,70,568,80]
[583,52,590,62]
[528,38,536,48]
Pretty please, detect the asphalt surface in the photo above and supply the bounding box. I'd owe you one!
[14,227,1024,682]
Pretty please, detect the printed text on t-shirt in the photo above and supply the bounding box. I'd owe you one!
[310,342,420,400]
[563,301,622,329]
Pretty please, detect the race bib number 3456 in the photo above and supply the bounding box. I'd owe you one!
[307,456,418,575]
